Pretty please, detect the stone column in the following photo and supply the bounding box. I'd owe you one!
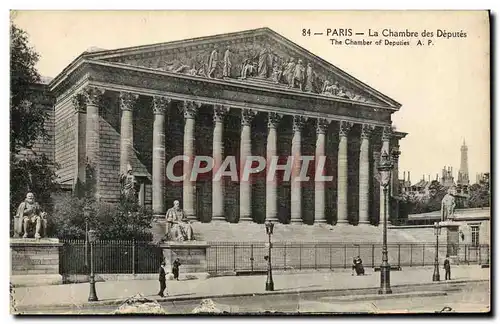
[82,86,104,199]
[152,96,170,216]
[359,124,374,225]
[240,109,256,222]
[72,93,87,196]
[291,115,306,224]
[337,120,353,225]
[182,101,200,221]
[119,92,139,174]
[314,118,328,224]
[380,126,392,225]
[212,105,228,221]
[266,112,281,222]
[391,144,402,223]
[391,144,401,197]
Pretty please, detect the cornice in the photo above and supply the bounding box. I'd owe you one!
[86,59,398,112]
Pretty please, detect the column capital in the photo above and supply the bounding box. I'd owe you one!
[360,124,375,139]
[72,93,86,113]
[182,100,201,119]
[293,115,307,132]
[82,86,105,106]
[391,148,401,162]
[214,104,229,123]
[119,92,139,111]
[339,120,353,137]
[241,109,256,126]
[268,112,282,129]
[382,126,393,141]
[316,118,329,134]
[152,96,171,115]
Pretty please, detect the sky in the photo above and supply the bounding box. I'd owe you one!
[11,10,491,184]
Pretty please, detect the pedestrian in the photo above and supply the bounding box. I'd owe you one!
[352,256,365,276]
[158,260,168,297]
[444,254,451,280]
[172,258,181,281]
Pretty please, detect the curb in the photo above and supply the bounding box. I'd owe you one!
[14,278,488,311]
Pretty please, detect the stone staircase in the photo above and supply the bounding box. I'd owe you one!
[191,222,442,245]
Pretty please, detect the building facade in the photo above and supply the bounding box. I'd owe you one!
[47,28,406,228]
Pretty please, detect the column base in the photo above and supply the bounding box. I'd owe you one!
[358,221,371,225]
[266,217,279,223]
[336,220,350,225]
[211,215,226,222]
[290,218,303,224]
[239,216,253,222]
[314,219,327,224]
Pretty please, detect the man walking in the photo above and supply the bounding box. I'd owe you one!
[444,254,451,280]
[158,261,168,297]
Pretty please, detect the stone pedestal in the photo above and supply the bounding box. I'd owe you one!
[10,238,63,287]
[160,241,209,273]
[439,221,460,262]
[160,241,210,273]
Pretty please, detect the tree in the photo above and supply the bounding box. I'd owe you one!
[10,22,58,222]
[10,22,48,154]
[468,182,490,208]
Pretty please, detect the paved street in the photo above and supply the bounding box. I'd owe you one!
[12,265,489,314]
[15,281,489,314]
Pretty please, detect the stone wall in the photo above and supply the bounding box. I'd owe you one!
[54,97,75,185]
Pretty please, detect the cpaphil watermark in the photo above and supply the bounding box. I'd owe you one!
[165,155,333,183]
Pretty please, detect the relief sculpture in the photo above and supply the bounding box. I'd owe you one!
[116,38,374,103]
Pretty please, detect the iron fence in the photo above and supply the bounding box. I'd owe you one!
[59,239,490,275]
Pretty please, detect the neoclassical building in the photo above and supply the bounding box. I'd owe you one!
[48,27,407,229]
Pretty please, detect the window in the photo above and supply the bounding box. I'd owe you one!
[471,225,480,246]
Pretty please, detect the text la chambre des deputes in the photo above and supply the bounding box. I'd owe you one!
[319,28,468,46]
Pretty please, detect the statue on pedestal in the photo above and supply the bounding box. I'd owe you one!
[165,200,194,242]
[14,192,47,239]
[441,189,456,221]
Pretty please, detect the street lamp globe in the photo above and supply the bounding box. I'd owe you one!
[88,229,98,244]
[434,222,441,236]
[83,205,91,220]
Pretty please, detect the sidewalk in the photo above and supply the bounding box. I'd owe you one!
[12,265,489,309]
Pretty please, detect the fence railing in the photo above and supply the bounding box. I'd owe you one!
[59,240,490,275]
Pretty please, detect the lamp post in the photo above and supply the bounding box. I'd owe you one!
[83,205,91,272]
[265,221,275,291]
[378,150,393,295]
[433,221,441,281]
[87,229,99,302]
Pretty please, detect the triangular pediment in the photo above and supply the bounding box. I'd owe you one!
[84,28,400,108]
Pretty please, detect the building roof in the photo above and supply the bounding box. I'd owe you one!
[49,27,402,110]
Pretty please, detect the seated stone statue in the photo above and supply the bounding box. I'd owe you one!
[14,192,47,239]
[441,189,456,221]
[165,200,194,242]
[240,59,257,79]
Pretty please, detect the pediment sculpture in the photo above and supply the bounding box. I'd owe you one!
[113,39,376,104]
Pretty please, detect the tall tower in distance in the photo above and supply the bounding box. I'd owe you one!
[457,139,470,186]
